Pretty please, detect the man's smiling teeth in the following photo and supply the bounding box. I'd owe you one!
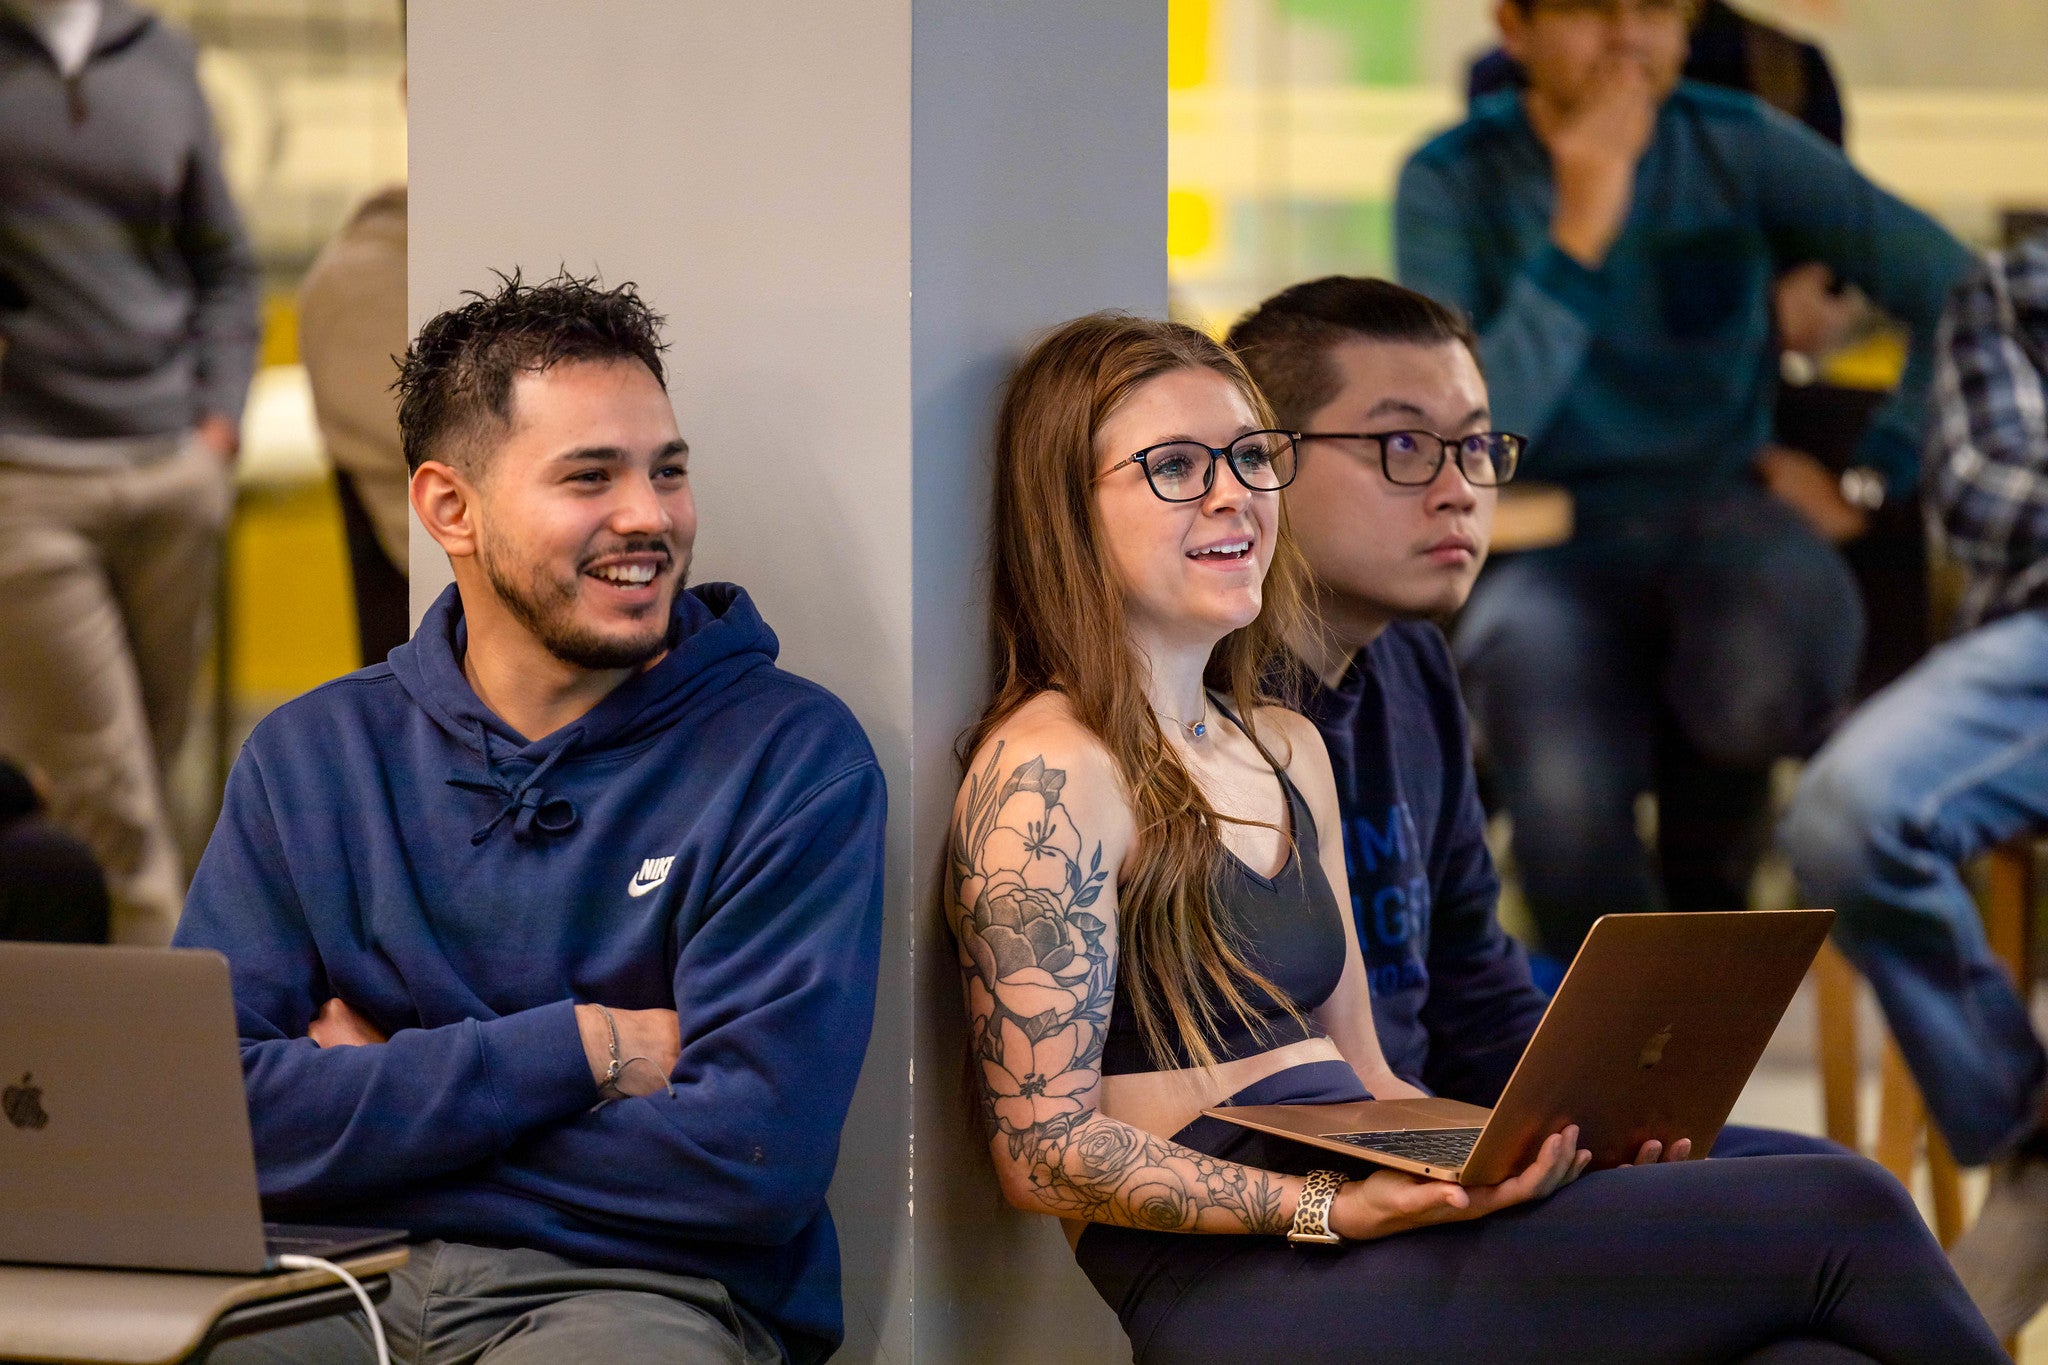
[590,563,658,585]
[1189,540,1251,560]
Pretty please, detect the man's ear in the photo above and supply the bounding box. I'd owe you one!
[1496,0,1530,62]
[411,460,481,561]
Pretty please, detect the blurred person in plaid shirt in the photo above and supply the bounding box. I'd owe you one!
[1781,236,2048,1339]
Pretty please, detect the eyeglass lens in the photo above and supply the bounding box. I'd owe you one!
[1380,431,1520,486]
[1143,432,1297,501]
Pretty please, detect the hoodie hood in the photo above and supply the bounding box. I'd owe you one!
[386,581,781,845]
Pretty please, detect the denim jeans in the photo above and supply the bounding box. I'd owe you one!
[1779,610,2048,1165]
[1456,489,1864,957]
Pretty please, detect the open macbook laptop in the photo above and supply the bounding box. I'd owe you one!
[1205,909,1833,1186]
[0,942,405,1274]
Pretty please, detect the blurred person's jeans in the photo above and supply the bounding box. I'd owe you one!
[0,435,230,944]
[1780,610,2048,1165]
[1456,487,1863,959]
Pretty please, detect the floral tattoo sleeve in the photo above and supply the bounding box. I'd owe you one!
[950,743,1291,1235]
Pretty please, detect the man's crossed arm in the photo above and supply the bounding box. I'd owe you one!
[310,995,681,1100]
[177,746,887,1244]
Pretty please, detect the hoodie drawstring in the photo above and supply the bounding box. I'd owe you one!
[446,723,584,846]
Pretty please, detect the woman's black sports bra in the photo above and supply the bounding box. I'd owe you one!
[1098,700,1348,1076]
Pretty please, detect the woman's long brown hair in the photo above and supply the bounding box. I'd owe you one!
[960,312,1314,1072]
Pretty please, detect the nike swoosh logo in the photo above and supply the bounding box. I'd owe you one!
[627,872,666,899]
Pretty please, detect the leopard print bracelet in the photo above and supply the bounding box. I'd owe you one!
[1287,1168,1347,1246]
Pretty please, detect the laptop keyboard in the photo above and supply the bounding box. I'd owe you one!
[1326,1127,1483,1166]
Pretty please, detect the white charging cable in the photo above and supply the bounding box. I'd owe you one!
[272,1254,392,1365]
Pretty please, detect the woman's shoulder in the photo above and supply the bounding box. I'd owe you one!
[959,694,1131,824]
[1241,701,1339,810]
[953,695,1135,911]
[969,691,1107,764]
[1238,701,1326,770]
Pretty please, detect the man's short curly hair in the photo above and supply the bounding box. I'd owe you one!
[394,269,670,475]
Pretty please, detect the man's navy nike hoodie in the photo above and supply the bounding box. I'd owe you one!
[173,583,885,1364]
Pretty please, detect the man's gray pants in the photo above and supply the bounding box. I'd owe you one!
[201,1241,785,1364]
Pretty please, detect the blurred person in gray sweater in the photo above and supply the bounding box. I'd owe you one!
[0,0,259,943]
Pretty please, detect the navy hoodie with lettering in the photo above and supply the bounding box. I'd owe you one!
[1289,621,1548,1105]
[174,582,885,1364]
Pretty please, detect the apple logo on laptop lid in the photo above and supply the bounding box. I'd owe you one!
[4,1072,48,1130]
[1638,1026,1675,1071]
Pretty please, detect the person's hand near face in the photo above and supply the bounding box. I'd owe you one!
[1499,0,1694,267]
[1539,55,1659,267]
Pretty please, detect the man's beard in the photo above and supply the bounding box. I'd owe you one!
[479,536,683,670]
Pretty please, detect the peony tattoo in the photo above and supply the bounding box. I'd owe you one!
[951,744,1290,1235]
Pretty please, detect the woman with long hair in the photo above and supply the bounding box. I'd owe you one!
[945,311,2000,1363]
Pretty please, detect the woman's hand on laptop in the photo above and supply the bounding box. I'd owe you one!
[1329,1126,1593,1241]
[309,996,388,1047]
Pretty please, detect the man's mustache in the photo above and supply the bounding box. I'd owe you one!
[579,539,674,569]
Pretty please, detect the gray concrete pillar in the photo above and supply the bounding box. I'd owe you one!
[408,4,1161,1357]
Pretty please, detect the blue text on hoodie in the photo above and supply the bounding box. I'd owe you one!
[1289,622,1548,1106]
[173,583,886,1365]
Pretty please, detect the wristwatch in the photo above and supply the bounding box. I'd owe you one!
[1287,1169,1347,1246]
[1839,466,1886,513]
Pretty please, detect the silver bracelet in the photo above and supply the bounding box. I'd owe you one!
[593,1004,673,1101]
[596,1004,629,1097]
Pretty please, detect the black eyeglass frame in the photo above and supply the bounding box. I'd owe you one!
[1296,429,1526,488]
[1109,429,1302,504]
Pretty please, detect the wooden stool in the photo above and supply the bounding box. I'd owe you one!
[1814,837,2037,1252]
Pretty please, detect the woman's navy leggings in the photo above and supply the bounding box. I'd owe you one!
[1075,1062,2002,1365]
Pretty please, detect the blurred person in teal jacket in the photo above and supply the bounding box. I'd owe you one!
[1395,0,1971,969]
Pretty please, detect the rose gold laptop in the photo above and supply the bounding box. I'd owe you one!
[1204,910,1833,1186]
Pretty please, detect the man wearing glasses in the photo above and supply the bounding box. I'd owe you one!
[1229,277,1542,1109]
[1394,0,1972,970]
[1226,275,1836,1160]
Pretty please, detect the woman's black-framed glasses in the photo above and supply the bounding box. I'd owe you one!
[1113,429,1300,503]
[1298,429,1525,487]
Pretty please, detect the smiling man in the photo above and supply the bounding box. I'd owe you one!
[173,273,885,1365]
